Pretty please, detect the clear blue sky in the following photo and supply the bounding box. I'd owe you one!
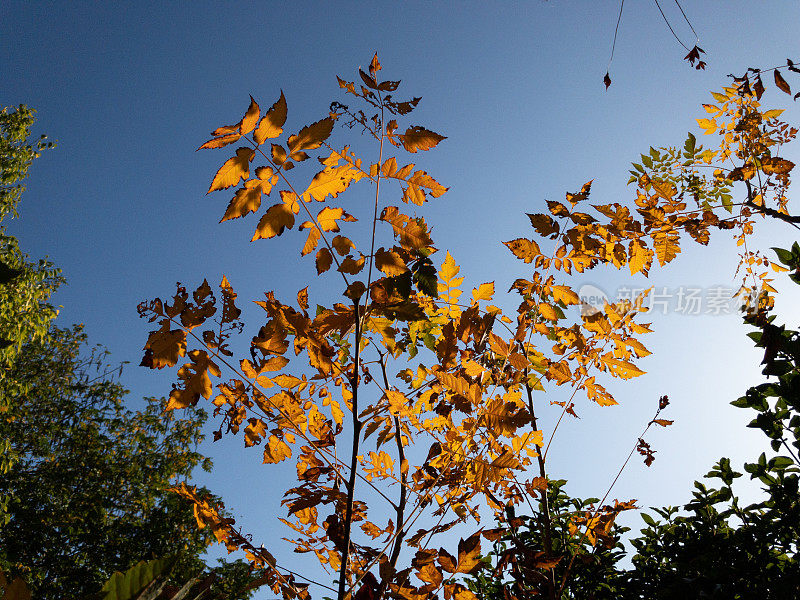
[4,0,800,590]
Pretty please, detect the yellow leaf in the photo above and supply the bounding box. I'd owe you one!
[650,178,676,200]
[254,91,287,144]
[338,255,365,274]
[601,355,645,379]
[551,285,579,305]
[220,179,267,222]
[302,164,359,202]
[143,322,187,369]
[317,206,356,232]
[504,238,541,263]
[252,203,295,240]
[628,239,652,275]
[653,229,680,266]
[710,91,728,102]
[244,418,267,447]
[208,147,254,193]
[440,251,461,284]
[471,282,494,302]
[263,434,292,464]
[762,109,784,120]
[302,225,322,256]
[197,132,242,150]
[332,235,355,256]
[696,118,717,134]
[375,247,408,276]
[538,302,559,321]
[167,350,221,410]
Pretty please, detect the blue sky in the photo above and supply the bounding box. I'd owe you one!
[4,0,800,590]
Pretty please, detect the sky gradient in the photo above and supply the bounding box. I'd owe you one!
[4,0,800,590]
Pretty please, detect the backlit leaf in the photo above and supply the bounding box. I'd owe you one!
[504,238,541,263]
[254,91,288,144]
[401,126,446,153]
[252,203,295,240]
[316,248,332,274]
[240,96,260,135]
[208,147,254,193]
[287,117,335,153]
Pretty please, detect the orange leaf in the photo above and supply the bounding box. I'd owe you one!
[316,248,333,274]
[317,206,356,232]
[332,235,355,256]
[167,350,221,410]
[504,238,541,263]
[263,434,292,464]
[455,533,482,574]
[208,147,254,193]
[254,91,288,144]
[252,203,295,240]
[302,226,322,256]
[197,132,242,150]
[142,322,187,369]
[240,96,260,135]
[375,247,408,276]
[401,126,446,153]
[287,117,335,153]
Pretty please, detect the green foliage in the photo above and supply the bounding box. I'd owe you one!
[0,105,63,524]
[0,326,258,599]
[470,481,630,599]
[99,557,178,600]
[0,105,53,223]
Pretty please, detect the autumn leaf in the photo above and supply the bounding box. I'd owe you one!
[220,167,277,222]
[252,203,295,240]
[504,238,541,263]
[263,434,292,464]
[240,96,260,135]
[604,71,612,90]
[653,229,680,265]
[208,147,254,193]
[287,117,335,153]
[551,285,579,305]
[401,126,446,153]
[142,321,187,369]
[375,247,408,276]
[316,248,333,274]
[455,532,482,574]
[254,91,288,144]
[167,350,221,410]
[774,69,792,95]
[472,282,494,302]
[197,132,241,150]
[314,206,356,232]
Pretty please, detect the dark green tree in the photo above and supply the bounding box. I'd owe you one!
[0,106,259,599]
[0,326,258,599]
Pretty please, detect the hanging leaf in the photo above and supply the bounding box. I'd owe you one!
[774,69,792,95]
